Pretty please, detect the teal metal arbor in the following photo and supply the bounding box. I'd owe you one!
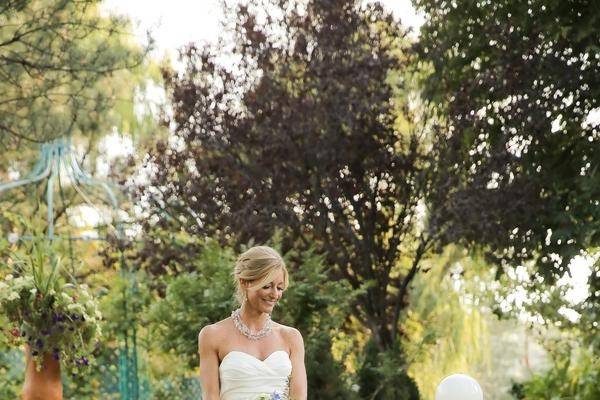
[0,136,145,399]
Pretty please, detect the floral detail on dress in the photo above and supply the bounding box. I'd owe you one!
[284,373,291,398]
[255,391,283,400]
[255,375,291,400]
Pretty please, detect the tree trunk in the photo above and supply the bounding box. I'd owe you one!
[22,348,62,400]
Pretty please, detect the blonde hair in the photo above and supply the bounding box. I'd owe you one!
[233,246,289,305]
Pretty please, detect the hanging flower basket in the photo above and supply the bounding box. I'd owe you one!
[0,241,102,399]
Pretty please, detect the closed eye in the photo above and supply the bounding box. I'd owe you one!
[262,284,285,292]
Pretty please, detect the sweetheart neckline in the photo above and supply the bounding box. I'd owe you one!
[220,350,289,364]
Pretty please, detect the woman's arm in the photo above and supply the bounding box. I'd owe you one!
[287,328,307,400]
[198,325,221,400]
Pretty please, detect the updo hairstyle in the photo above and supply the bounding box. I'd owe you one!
[233,246,289,305]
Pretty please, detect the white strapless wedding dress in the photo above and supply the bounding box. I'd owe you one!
[219,350,292,400]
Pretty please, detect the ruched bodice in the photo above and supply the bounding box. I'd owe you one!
[219,350,292,400]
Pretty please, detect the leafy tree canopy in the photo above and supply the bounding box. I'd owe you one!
[135,0,445,363]
[415,0,600,283]
[0,0,150,153]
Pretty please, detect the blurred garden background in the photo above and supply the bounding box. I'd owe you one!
[0,0,598,399]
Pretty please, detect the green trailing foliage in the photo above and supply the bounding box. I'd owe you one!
[402,247,489,399]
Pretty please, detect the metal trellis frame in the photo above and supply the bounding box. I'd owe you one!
[0,135,146,400]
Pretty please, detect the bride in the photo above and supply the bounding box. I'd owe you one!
[198,246,307,400]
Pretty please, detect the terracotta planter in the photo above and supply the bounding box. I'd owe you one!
[22,348,63,400]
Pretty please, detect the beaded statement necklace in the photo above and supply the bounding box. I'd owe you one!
[231,308,272,340]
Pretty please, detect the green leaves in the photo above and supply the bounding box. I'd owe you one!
[145,240,236,367]
[0,237,102,374]
[512,340,600,400]
[0,0,149,151]
[417,0,600,279]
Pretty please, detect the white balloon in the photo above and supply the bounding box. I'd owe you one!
[435,374,484,400]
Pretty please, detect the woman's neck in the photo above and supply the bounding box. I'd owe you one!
[239,303,270,331]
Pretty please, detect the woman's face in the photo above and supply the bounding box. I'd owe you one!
[246,269,285,314]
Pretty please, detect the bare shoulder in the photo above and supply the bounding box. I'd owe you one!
[274,322,304,347]
[198,317,232,347]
